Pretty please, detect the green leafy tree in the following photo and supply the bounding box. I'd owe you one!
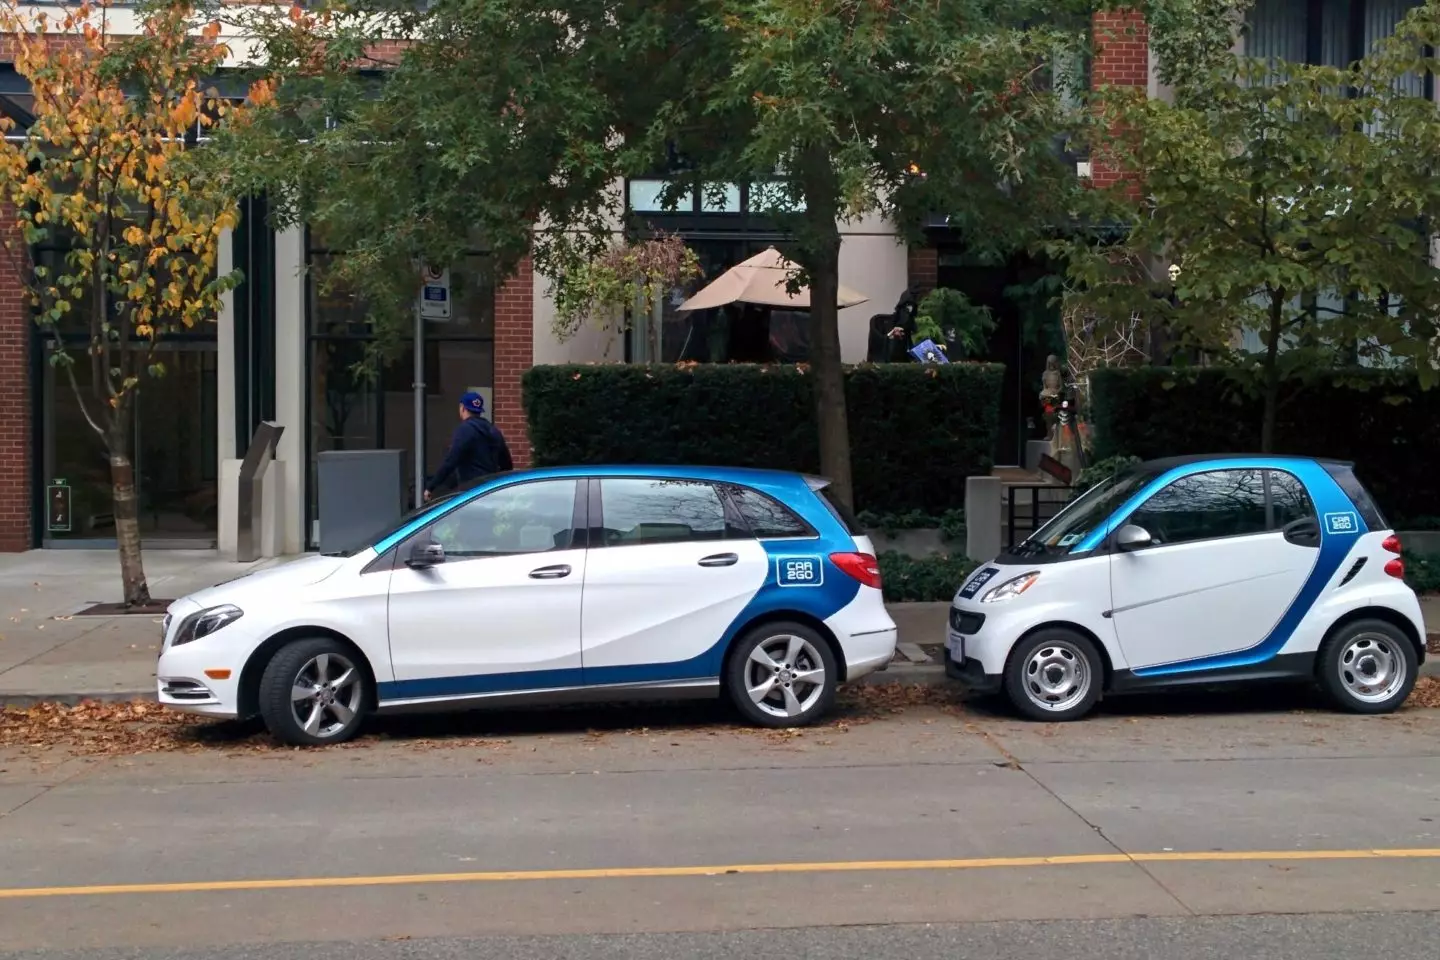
[1064,1,1440,451]
[216,0,1091,509]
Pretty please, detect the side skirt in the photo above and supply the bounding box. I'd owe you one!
[1109,652,1316,694]
[375,678,721,715]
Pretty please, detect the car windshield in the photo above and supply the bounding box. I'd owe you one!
[320,490,465,558]
[1012,468,1155,556]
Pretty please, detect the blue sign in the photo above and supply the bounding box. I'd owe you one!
[1323,511,1360,536]
[776,556,824,588]
[958,567,999,600]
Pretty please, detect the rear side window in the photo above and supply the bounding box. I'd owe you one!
[811,482,863,535]
[599,478,735,546]
[1321,462,1389,530]
[728,486,816,539]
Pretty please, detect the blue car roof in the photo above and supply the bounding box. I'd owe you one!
[466,464,822,487]
[1135,454,1353,472]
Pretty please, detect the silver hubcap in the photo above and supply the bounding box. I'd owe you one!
[1022,641,1090,712]
[290,652,364,739]
[1338,634,1407,704]
[745,635,826,720]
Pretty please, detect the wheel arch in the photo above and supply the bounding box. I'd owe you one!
[1010,620,1116,690]
[721,609,848,686]
[1322,606,1425,661]
[237,626,378,719]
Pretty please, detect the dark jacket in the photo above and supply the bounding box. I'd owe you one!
[426,417,513,492]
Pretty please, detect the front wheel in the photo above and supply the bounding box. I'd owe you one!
[258,638,370,746]
[726,622,838,728]
[1316,619,1417,715]
[1004,628,1103,722]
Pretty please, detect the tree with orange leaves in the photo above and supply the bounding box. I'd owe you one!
[0,1,247,605]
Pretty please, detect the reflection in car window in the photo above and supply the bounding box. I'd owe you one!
[729,486,815,539]
[427,480,577,558]
[1268,470,1316,528]
[1025,469,1154,555]
[601,479,731,546]
[1129,469,1268,546]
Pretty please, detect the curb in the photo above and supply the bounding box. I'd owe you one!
[0,690,156,709]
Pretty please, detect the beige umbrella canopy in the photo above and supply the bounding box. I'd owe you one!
[677,246,870,312]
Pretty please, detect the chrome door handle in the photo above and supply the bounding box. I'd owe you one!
[529,564,572,579]
[698,553,739,567]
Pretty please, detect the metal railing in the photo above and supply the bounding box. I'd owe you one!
[236,421,284,563]
[1005,483,1076,549]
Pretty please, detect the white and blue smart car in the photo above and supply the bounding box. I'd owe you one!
[157,466,896,745]
[947,456,1426,720]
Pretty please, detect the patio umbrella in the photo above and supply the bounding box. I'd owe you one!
[677,246,870,312]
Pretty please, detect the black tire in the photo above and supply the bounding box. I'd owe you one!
[1004,628,1103,722]
[258,637,370,746]
[726,621,838,728]
[1315,618,1418,715]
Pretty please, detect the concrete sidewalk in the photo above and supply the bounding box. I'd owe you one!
[0,550,1436,704]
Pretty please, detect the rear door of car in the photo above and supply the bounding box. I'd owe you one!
[578,477,770,685]
[1109,466,1321,673]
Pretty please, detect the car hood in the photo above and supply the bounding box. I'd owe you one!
[177,554,353,610]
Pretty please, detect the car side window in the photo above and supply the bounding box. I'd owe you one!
[426,480,578,558]
[1268,470,1317,529]
[1127,469,1268,547]
[600,479,733,546]
[727,485,816,539]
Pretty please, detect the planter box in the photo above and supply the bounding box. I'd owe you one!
[1399,531,1440,554]
[868,528,955,558]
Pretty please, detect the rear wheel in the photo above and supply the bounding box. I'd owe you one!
[258,638,370,746]
[727,622,838,728]
[1316,619,1417,715]
[1004,628,1102,722]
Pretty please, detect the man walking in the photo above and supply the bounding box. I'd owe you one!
[422,391,514,502]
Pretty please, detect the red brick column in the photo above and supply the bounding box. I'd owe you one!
[493,254,533,467]
[0,211,32,551]
[906,246,938,297]
[1090,9,1150,192]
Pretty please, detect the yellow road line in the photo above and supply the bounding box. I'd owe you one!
[2,848,1438,900]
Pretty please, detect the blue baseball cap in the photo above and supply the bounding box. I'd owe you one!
[459,391,485,414]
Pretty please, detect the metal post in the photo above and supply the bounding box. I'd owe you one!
[236,421,284,563]
[413,306,425,509]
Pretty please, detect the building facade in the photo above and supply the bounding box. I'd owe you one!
[0,3,1423,552]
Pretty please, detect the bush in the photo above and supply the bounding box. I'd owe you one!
[524,363,1004,514]
[1405,551,1440,596]
[1088,367,1440,523]
[857,507,967,543]
[878,552,978,603]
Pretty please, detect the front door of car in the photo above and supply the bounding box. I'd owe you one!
[383,477,587,700]
[1109,468,1321,673]
[579,478,769,685]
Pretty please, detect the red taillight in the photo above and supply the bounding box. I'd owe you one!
[830,552,882,589]
[1385,557,1406,579]
[1382,534,1403,554]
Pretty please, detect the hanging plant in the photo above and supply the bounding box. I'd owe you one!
[550,234,701,347]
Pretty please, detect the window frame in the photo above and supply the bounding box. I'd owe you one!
[591,476,746,549]
[400,477,587,563]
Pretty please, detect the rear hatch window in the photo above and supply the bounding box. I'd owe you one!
[806,477,864,536]
[1321,462,1389,531]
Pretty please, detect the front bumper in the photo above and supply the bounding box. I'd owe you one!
[156,602,246,719]
[943,645,1003,693]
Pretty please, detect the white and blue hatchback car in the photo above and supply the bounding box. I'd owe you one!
[158,467,896,745]
[947,456,1426,721]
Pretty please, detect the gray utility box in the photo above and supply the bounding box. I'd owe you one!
[315,449,406,554]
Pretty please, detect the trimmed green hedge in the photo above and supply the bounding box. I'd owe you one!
[877,552,978,603]
[1088,368,1440,524]
[523,363,1004,514]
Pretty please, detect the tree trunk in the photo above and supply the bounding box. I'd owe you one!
[1259,288,1285,454]
[798,151,854,511]
[108,419,151,607]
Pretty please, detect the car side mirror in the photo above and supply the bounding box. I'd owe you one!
[406,541,445,569]
[1115,524,1153,552]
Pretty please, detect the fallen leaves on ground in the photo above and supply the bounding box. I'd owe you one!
[1409,675,1440,709]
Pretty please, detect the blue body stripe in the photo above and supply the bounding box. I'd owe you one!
[1088,458,1368,677]
[375,468,861,702]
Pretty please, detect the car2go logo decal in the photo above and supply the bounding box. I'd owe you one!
[958,567,999,600]
[1323,511,1360,536]
[775,556,825,588]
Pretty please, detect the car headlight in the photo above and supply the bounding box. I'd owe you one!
[172,604,244,646]
[980,572,1040,603]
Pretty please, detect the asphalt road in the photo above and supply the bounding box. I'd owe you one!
[2,692,1440,955]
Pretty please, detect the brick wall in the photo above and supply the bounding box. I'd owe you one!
[906,246,938,297]
[1090,9,1150,192]
[493,255,533,467]
[0,209,32,552]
